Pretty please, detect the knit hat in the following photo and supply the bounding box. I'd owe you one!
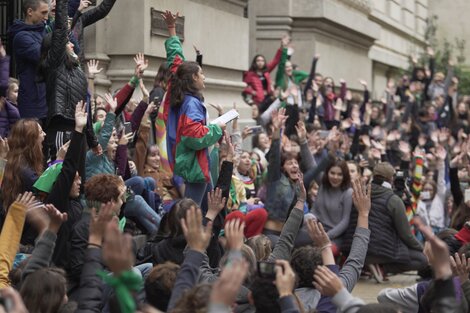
[33,163,63,193]
[373,162,395,181]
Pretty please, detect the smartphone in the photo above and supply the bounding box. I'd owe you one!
[396,171,404,178]
[250,125,263,135]
[257,261,276,279]
[124,122,132,134]
[89,0,97,6]
[465,189,470,203]
[319,130,330,139]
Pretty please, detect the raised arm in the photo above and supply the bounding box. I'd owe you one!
[268,176,306,261]
[338,179,371,292]
[267,108,287,182]
[21,205,67,281]
[162,10,185,66]
[81,0,116,28]
[0,194,34,288]
[266,36,289,72]
[45,101,87,211]
[46,0,68,68]
[167,207,212,311]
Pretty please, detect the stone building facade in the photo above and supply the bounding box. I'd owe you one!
[249,0,429,98]
[85,0,250,119]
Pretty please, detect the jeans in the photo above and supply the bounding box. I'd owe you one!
[125,176,159,211]
[124,195,161,235]
[184,182,211,212]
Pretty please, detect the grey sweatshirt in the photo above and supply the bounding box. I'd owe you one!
[312,186,353,240]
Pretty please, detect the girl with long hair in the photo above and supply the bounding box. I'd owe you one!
[312,159,353,252]
[2,119,45,210]
[167,61,225,206]
[2,119,45,246]
[242,36,288,109]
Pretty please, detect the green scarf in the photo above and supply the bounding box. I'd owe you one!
[97,270,143,313]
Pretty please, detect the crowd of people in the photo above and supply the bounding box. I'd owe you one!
[0,0,469,312]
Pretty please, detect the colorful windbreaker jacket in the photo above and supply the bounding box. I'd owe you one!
[173,95,222,183]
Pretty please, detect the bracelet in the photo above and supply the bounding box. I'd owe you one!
[88,76,95,80]
[129,76,140,87]
[320,243,332,251]
[88,243,102,248]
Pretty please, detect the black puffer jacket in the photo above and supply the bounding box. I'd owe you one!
[44,0,87,131]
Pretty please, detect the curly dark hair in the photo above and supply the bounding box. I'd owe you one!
[290,246,322,288]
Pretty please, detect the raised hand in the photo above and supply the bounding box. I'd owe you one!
[104,93,117,113]
[206,187,226,221]
[181,206,213,253]
[225,218,245,251]
[275,260,296,298]
[306,219,330,249]
[359,79,368,88]
[118,129,134,146]
[89,202,115,246]
[450,253,470,283]
[75,100,87,132]
[78,0,92,12]
[208,102,223,116]
[295,121,307,143]
[313,265,344,297]
[225,131,235,162]
[435,145,447,162]
[134,53,149,78]
[161,10,180,28]
[103,221,134,275]
[271,107,288,130]
[352,178,371,218]
[210,259,249,307]
[44,204,68,234]
[281,35,290,48]
[414,218,452,279]
[296,172,307,203]
[87,59,103,78]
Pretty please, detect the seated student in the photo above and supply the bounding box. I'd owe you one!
[342,162,427,280]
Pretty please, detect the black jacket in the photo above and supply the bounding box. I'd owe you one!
[46,130,86,267]
[44,0,87,131]
[71,0,116,63]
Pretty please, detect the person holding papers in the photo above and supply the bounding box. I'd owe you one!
[168,61,226,206]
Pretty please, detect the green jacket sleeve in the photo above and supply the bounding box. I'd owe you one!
[274,48,289,90]
[181,124,223,151]
[98,112,116,148]
[293,70,309,84]
[165,36,186,67]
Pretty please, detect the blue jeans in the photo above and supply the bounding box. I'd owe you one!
[184,182,211,213]
[126,176,159,211]
[124,195,161,235]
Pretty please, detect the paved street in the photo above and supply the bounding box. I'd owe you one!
[351,273,419,303]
